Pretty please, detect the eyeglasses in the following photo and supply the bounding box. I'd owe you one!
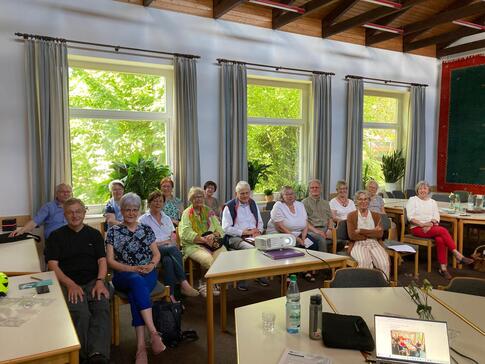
[123,208,139,213]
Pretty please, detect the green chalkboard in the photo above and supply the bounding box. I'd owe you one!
[446,65,485,184]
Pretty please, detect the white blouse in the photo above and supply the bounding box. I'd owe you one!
[266,201,307,237]
[139,211,175,244]
[329,198,356,221]
[406,196,440,228]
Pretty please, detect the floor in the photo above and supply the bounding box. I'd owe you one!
[110,245,485,364]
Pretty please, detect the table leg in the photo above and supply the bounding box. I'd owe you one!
[280,274,287,296]
[207,279,214,364]
[220,283,227,332]
[69,350,79,364]
[458,220,464,270]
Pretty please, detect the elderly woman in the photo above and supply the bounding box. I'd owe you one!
[104,180,125,227]
[347,190,390,277]
[267,186,319,281]
[139,190,199,301]
[179,187,226,296]
[160,177,183,225]
[203,180,220,216]
[406,181,473,280]
[366,180,386,214]
[330,180,356,221]
[106,193,165,364]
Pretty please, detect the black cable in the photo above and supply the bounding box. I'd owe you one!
[304,248,333,272]
[450,346,479,364]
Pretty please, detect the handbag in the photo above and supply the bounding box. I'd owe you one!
[471,245,485,272]
[201,231,222,252]
[152,301,198,348]
[0,232,41,244]
[322,312,375,352]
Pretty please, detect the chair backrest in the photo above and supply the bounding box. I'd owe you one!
[431,193,449,202]
[336,220,349,240]
[385,191,394,198]
[444,277,485,297]
[453,190,469,203]
[260,210,271,230]
[330,268,389,288]
[405,189,416,198]
[392,191,406,199]
[264,201,276,211]
[379,214,391,231]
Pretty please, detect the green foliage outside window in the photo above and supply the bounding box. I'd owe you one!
[247,83,302,192]
[69,67,168,204]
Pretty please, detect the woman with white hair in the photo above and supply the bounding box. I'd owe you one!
[329,180,356,221]
[406,181,473,280]
[106,193,165,364]
[104,180,125,227]
[366,180,386,214]
[347,190,390,277]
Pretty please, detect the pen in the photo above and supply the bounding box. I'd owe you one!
[30,276,43,281]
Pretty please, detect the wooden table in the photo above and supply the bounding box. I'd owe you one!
[205,248,349,364]
[235,289,363,364]
[0,271,80,364]
[322,287,485,364]
[0,239,42,276]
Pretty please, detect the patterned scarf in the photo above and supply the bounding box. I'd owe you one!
[187,205,215,234]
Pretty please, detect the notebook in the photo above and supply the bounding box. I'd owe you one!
[262,248,305,260]
[374,315,450,364]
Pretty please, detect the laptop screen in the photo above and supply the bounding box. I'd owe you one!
[374,315,451,364]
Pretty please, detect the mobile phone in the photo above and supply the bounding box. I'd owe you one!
[35,285,50,294]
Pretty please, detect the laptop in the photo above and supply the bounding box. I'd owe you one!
[374,315,451,364]
[262,248,305,260]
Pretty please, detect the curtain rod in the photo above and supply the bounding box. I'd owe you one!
[14,32,200,59]
[345,74,427,87]
[217,58,334,76]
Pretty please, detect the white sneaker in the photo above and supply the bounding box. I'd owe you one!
[198,284,207,298]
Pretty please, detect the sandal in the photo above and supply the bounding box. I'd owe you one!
[458,256,474,265]
[438,269,452,280]
[304,273,314,282]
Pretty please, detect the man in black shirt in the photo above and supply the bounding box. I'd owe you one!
[45,198,110,364]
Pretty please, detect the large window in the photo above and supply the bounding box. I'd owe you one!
[68,57,173,204]
[362,90,405,186]
[247,78,309,192]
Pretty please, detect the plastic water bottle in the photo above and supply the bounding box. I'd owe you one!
[286,274,300,334]
[468,193,474,210]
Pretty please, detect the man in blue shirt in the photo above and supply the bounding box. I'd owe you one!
[10,183,72,239]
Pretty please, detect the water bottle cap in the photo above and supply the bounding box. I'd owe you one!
[310,294,322,304]
[290,274,297,282]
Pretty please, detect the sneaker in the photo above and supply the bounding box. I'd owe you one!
[458,256,474,265]
[256,277,269,287]
[213,284,220,296]
[198,284,207,298]
[438,269,452,280]
[237,281,249,291]
[181,285,200,297]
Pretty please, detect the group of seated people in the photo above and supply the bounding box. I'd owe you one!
[9,176,475,364]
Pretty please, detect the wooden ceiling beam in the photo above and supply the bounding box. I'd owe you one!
[404,26,482,52]
[322,0,422,38]
[272,0,295,20]
[143,0,155,6]
[366,0,483,45]
[213,0,246,19]
[437,39,485,58]
[322,0,360,27]
[272,0,335,29]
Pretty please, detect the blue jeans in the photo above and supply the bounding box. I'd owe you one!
[159,244,186,294]
[112,269,157,327]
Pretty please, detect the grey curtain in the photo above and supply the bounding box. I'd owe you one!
[173,56,200,203]
[25,39,71,214]
[345,78,364,197]
[219,62,248,203]
[405,85,426,189]
[311,73,332,199]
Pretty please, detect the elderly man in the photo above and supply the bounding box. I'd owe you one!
[45,198,111,364]
[222,180,268,291]
[302,179,334,252]
[10,183,72,239]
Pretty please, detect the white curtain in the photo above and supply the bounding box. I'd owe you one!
[219,62,248,203]
[173,56,201,203]
[311,73,332,199]
[25,39,70,214]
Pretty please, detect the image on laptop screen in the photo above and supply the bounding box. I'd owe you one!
[374,315,450,364]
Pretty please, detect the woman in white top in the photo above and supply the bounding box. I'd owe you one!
[329,180,356,221]
[267,186,319,281]
[139,190,198,301]
[406,181,473,280]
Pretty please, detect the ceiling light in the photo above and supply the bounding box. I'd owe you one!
[248,0,305,14]
[363,23,403,34]
[453,20,485,31]
[362,0,402,9]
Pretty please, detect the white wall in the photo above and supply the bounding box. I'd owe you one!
[0,0,439,215]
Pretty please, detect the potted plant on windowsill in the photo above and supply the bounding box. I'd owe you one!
[248,160,271,194]
[263,189,274,202]
[110,153,171,211]
[381,150,406,192]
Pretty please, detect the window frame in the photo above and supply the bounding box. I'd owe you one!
[247,76,310,185]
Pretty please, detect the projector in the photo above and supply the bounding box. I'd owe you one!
[254,233,296,251]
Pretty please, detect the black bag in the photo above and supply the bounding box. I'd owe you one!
[322,312,375,352]
[152,301,198,348]
[0,232,41,244]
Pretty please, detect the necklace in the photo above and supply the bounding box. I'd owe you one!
[337,197,349,207]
